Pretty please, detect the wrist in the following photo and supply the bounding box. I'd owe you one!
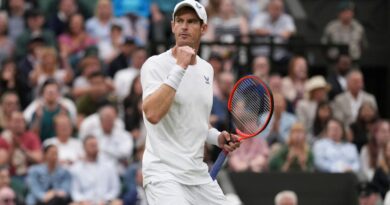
[206,128,221,146]
[163,65,186,90]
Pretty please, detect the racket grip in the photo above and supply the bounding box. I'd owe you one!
[210,151,227,180]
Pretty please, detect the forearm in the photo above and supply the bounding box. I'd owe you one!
[142,84,177,124]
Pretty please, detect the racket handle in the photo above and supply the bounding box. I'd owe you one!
[210,151,227,180]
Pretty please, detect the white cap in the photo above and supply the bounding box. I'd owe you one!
[172,0,208,24]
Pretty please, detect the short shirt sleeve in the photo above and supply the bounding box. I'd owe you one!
[140,58,165,100]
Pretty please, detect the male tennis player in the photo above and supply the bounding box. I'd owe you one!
[140,0,240,204]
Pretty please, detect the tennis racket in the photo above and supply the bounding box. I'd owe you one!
[210,75,274,180]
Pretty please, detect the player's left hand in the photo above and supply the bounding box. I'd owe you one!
[218,131,240,152]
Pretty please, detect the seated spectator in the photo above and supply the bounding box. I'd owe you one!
[208,52,225,100]
[114,47,147,102]
[76,72,116,118]
[0,111,42,177]
[269,123,314,172]
[228,136,269,172]
[0,165,24,204]
[0,92,20,131]
[150,0,181,45]
[350,102,379,152]
[261,92,297,144]
[252,55,270,83]
[281,56,308,108]
[250,0,295,61]
[269,73,283,93]
[14,9,56,59]
[358,182,382,205]
[98,23,124,64]
[26,79,76,141]
[58,13,96,63]
[43,114,83,168]
[313,119,360,173]
[78,106,125,139]
[372,140,390,199]
[6,0,26,42]
[327,54,353,100]
[86,0,130,44]
[123,76,144,141]
[274,190,298,205]
[71,55,102,99]
[29,47,74,96]
[296,76,330,133]
[361,120,390,181]
[26,145,71,205]
[322,2,367,61]
[332,69,378,126]
[70,136,121,205]
[234,0,269,24]
[0,187,16,205]
[108,37,137,77]
[0,60,31,109]
[312,101,333,140]
[47,0,78,36]
[91,106,133,171]
[0,12,15,63]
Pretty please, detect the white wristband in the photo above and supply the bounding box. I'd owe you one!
[207,128,221,146]
[163,65,186,90]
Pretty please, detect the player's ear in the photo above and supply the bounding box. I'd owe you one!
[201,24,208,35]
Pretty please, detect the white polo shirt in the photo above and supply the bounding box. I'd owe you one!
[141,49,214,186]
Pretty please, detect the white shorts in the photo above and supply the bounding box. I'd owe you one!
[145,180,228,205]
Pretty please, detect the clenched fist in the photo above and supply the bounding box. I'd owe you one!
[174,46,196,69]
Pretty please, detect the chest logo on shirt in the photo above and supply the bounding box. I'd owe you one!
[204,76,210,84]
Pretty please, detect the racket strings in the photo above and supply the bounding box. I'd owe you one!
[230,78,272,135]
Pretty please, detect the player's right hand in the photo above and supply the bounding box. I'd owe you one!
[175,46,196,69]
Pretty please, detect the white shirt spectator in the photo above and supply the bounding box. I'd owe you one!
[313,138,360,173]
[78,113,125,139]
[70,159,120,203]
[43,137,84,166]
[113,67,139,101]
[86,17,131,44]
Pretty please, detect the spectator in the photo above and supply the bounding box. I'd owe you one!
[327,54,353,100]
[281,56,308,107]
[86,0,130,44]
[296,76,330,133]
[108,37,137,78]
[15,9,56,59]
[112,0,150,45]
[71,55,102,99]
[372,140,390,199]
[205,0,249,43]
[114,47,147,102]
[228,136,269,172]
[76,72,115,118]
[0,111,42,177]
[43,114,83,168]
[274,190,298,205]
[0,60,30,109]
[252,55,270,83]
[6,0,26,42]
[208,52,224,99]
[261,92,297,144]
[70,136,121,205]
[58,13,96,63]
[313,119,360,173]
[46,0,78,36]
[98,23,124,64]
[0,12,15,63]
[0,187,16,205]
[234,0,270,24]
[269,73,283,93]
[205,0,221,19]
[357,182,382,205]
[360,120,390,181]
[26,79,76,141]
[150,0,181,44]
[26,144,71,205]
[350,102,379,152]
[92,106,133,171]
[250,0,296,61]
[312,101,333,139]
[322,2,367,61]
[332,69,377,126]
[123,76,144,140]
[29,47,74,96]
[0,92,20,132]
[269,123,314,172]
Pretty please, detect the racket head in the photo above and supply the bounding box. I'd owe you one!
[227,75,274,139]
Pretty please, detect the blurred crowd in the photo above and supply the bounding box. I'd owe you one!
[0,0,385,205]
